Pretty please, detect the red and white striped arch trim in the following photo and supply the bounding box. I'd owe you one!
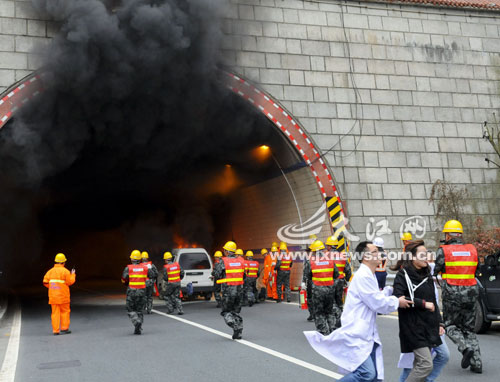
[224,71,346,217]
[0,70,347,224]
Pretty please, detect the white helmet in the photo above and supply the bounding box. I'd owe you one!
[373,237,384,249]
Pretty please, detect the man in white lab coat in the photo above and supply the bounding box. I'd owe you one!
[304,241,413,381]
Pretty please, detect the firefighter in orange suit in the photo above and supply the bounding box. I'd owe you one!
[43,253,76,335]
[434,220,482,373]
[263,245,279,300]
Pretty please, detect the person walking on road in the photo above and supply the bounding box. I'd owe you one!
[213,241,245,339]
[121,250,155,335]
[212,251,223,307]
[163,251,184,315]
[275,242,293,303]
[304,241,413,381]
[392,240,443,382]
[243,251,259,306]
[141,251,158,314]
[43,253,76,335]
[325,235,351,328]
[303,240,339,335]
[433,219,483,374]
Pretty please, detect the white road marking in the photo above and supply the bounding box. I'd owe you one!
[152,309,342,380]
[0,306,22,382]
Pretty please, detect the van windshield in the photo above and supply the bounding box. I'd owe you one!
[179,253,211,270]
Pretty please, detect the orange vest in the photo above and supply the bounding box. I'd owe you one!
[43,264,76,305]
[245,260,259,278]
[278,254,292,272]
[217,257,245,286]
[441,244,478,286]
[332,252,347,279]
[311,259,335,286]
[127,264,148,289]
[376,258,386,272]
[165,262,181,283]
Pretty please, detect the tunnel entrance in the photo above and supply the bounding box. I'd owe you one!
[0,72,343,289]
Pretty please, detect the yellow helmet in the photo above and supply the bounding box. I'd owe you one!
[130,250,142,260]
[235,248,244,256]
[261,248,268,255]
[245,250,253,257]
[163,252,172,260]
[223,241,237,252]
[401,232,413,241]
[443,220,463,234]
[271,241,278,248]
[214,251,223,258]
[271,246,278,252]
[325,236,339,246]
[309,234,317,240]
[54,253,67,263]
[309,240,325,252]
[279,242,288,251]
[141,251,149,259]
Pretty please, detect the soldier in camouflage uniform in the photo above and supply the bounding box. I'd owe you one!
[304,240,339,336]
[326,235,352,329]
[275,242,293,303]
[213,241,245,339]
[243,251,260,307]
[163,252,185,315]
[212,251,223,308]
[302,241,316,322]
[434,220,483,374]
[141,251,158,314]
[121,250,155,334]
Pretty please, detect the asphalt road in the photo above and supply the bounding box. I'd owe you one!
[1,284,499,381]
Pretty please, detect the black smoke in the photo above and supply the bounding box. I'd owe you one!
[0,0,284,286]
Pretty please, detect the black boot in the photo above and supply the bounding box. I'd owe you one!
[470,365,482,374]
[232,329,242,340]
[461,348,474,369]
[307,315,314,322]
[216,301,221,308]
[134,323,142,335]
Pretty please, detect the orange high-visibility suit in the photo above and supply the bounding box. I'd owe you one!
[262,253,278,299]
[43,264,76,334]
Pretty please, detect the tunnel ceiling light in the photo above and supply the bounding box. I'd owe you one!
[260,145,270,150]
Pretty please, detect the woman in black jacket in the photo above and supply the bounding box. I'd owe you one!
[392,240,443,382]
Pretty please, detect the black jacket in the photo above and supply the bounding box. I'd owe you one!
[393,265,442,353]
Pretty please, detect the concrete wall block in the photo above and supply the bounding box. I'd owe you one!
[15,1,40,19]
[300,40,330,56]
[421,152,448,168]
[234,20,263,36]
[362,200,392,217]
[382,16,409,32]
[328,87,356,103]
[325,56,349,72]
[346,199,363,216]
[14,35,48,53]
[260,68,289,84]
[313,86,329,102]
[287,39,301,54]
[375,120,403,136]
[383,184,411,199]
[0,17,26,35]
[304,71,332,86]
[402,168,430,183]
[256,37,287,53]
[299,10,327,26]
[236,51,266,67]
[444,168,471,183]
[0,51,27,69]
[367,60,395,75]
[356,135,384,151]
[343,13,369,29]
[308,102,337,118]
[406,152,422,167]
[0,35,15,51]
[283,85,313,101]
[371,89,398,105]
[452,93,478,108]
[438,137,466,152]
[406,200,435,216]
[447,153,463,168]
[281,54,310,70]
[254,6,283,22]
[391,200,407,216]
[364,152,379,167]
[416,121,444,137]
[283,9,299,23]
[344,183,368,199]
[358,167,388,183]
[461,153,492,168]
[0,68,15,86]
[367,183,384,199]
[393,106,421,121]
[27,19,46,37]
[0,1,14,18]
[387,168,403,183]
[278,23,307,39]
[353,73,375,89]
[390,76,416,91]
[378,151,406,168]
[238,4,255,20]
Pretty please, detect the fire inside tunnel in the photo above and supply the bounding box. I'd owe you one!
[0,72,338,289]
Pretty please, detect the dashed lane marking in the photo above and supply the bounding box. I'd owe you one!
[0,306,22,382]
[152,309,342,380]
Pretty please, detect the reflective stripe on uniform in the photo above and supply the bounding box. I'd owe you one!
[445,261,478,266]
[129,281,146,285]
[49,279,65,283]
[312,277,334,282]
[442,274,475,280]
[312,268,334,273]
[226,269,242,274]
[217,278,244,284]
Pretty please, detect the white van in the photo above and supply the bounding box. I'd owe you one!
[172,248,213,300]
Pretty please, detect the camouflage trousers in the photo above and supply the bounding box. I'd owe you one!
[221,285,243,331]
[145,283,154,314]
[312,285,336,336]
[126,288,146,327]
[243,278,257,306]
[213,281,222,304]
[442,283,482,368]
[276,271,291,301]
[332,279,346,328]
[164,283,183,314]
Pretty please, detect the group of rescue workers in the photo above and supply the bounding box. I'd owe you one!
[43,218,484,376]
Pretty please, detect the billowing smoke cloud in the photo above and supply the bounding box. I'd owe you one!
[0,0,277,285]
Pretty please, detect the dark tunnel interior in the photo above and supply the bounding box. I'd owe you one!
[0,91,304,289]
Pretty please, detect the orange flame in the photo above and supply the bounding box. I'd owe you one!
[173,233,200,249]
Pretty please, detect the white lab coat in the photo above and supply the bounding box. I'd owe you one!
[304,263,399,380]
